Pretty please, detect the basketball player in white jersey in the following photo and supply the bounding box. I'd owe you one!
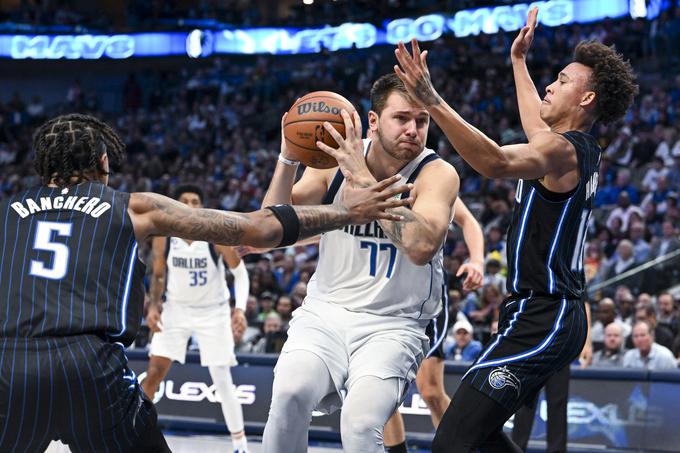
[141,184,250,453]
[261,74,459,452]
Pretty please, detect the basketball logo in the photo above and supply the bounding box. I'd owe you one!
[488,366,521,394]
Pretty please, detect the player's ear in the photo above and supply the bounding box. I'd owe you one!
[368,110,379,134]
[579,90,596,109]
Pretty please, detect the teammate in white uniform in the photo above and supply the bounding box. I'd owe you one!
[261,74,459,452]
[142,184,250,453]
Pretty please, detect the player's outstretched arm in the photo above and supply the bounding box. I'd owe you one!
[146,236,167,332]
[452,198,485,291]
[394,38,574,180]
[128,176,413,247]
[510,7,550,140]
[262,113,336,207]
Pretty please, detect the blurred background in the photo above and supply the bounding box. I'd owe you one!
[2,0,680,451]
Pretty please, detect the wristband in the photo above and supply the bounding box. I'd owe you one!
[266,204,300,247]
[278,154,300,166]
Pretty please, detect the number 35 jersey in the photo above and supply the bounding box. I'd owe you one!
[305,139,445,320]
[164,238,229,307]
[0,182,145,346]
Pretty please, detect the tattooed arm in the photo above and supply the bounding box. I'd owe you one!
[377,161,459,266]
[127,175,413,246]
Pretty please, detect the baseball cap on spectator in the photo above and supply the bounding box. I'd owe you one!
[453,320,474,334]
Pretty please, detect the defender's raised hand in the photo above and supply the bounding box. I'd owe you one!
[339,175,413,224]
[394,38,442,107]
[511,7,538,62]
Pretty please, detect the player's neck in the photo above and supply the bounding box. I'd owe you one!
[366,139,412,181]
[549,115,593,134]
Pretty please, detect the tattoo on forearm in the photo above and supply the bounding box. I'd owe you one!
[294,205,349,239]
[147,193,250,245]
[415,79,441,106]
[380,207,418,246]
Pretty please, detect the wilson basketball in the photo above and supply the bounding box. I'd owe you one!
[283,91,356,169]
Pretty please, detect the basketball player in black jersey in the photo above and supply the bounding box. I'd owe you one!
[394,7,638,452]
[0,113,412,452]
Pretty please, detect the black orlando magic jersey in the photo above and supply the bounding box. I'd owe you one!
[0,182,145,346]
[505,131,601,299]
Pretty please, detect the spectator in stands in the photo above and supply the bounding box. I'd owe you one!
[657,292,678,336]
[250,312,286,354]
[591,298,631,349]
[274,255,300,295]
[623,321,677,370]
[628,221,651,262]
[599,240,641,295]
[591,322,627,368]
[641,157,668,192]
[466,284,501,344]
[647,220,680,290]
[482,258,505,293]
[637,293,654,308]
[597,168,640,207]
[607,192,644,234]
[642,175,672,215]
[274,295,294,331]
[627,304,675,350]
[244,294,260,325]
[444,320,482,363]
[256,291,277,323]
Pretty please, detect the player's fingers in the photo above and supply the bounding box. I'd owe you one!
[411,37,421,61]
[316,140,340,158]
[281,112,288,129]
[379,197,411,210]
[352,110,362,140]
[456,264,465,277]
[340,109,355,138]
[371,174,402,192]
[421,50,428,65]
[528,6,538,28]
[376,211,405,222]
[323,121,345,145]
[394,64,409,82]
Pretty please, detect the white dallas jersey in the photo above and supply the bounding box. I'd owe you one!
[164,238,230,307]
[306,139,445,320]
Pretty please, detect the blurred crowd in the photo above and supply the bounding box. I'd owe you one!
[1,10,679,367]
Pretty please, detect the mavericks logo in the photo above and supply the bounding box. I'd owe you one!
[488,366,521,395]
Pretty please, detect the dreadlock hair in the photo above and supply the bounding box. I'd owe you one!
[573,41,639,125]
[33,113,126,187]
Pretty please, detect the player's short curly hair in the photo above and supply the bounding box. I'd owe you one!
[573,40,639,125]
[33,113,125,187]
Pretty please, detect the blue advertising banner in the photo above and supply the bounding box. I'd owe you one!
[0,0,650,59]
[127,352,680,451]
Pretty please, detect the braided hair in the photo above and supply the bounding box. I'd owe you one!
[33,113,126,187]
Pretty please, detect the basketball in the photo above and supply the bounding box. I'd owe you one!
[283,91,356,169]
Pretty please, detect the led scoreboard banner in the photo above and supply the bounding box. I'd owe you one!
[0,0,664,59]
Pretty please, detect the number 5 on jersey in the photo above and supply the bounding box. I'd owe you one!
[29,221,73,280]
[360,241,397,278]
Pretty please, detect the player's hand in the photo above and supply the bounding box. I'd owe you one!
[339,175,413,224]
[457,260,484,291]
[146,305,163,333]
[232,308,247,335]
[579,339,593,368]
[280,112,298,162]
[316,109,373,185]
[236,245,273,257]
[394,38,442,108]
[511,7,538,62]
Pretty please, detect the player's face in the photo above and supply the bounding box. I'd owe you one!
[540,62,594,125]
[178,192,203,209]
[370,92,430,161]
